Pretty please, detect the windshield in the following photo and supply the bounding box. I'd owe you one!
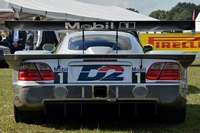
[68,35,132,50]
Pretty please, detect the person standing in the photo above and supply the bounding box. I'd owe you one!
[32,16,43,50]
[32,16,58,50]
[24,30,34,50]
[8,17,27,54]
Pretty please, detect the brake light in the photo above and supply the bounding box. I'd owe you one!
[18,63,54,81]
[146,62,181,80]
[84,60,117,62]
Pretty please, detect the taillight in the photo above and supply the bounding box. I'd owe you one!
[18,63,54,81]
[146,62,181,80]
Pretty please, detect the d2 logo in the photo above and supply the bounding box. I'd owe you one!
[78,66,124,81]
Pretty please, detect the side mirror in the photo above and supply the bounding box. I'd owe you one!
[143,44,154,53]
[42,43,56,52]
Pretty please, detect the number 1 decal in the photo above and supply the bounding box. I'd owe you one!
[132,67,146,83]
[135,73,141,83]
[58,73,63,83]
[54,67,68,84]
[54,72,68,83]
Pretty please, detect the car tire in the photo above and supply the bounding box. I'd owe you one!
[157,105,186,124]
[14,105,44,124]
[4,64,9,68]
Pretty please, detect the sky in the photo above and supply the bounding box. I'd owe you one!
[76,0,200,16]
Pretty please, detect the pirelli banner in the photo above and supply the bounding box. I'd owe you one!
[140,33,200,52]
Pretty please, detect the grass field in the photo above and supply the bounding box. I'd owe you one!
[1,62,200,133]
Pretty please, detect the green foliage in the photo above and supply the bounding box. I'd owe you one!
[126,8,139,13]
[149,10,167,20]
[149,2,200,20]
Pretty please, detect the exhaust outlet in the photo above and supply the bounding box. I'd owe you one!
[94,86,107,98]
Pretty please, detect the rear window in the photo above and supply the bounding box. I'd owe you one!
[68,35,132,50]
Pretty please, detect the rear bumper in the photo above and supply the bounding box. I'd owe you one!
[13,83,187,111]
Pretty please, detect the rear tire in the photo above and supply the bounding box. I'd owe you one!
[157,105,186,124]
[14,105,44,124]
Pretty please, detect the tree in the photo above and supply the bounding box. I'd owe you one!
[126,8,139,13]
[149,10,167,20]
[149,2,200,20]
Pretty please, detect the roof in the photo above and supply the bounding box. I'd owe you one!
[0,0,157,30]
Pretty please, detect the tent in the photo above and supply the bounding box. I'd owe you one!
[196,13,200,32]
[0,0,157,30]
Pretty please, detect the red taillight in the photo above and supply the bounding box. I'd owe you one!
[146,62,181,80]
[18,63,54,81]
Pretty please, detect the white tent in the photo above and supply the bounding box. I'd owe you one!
[0,0,157,30]
[196,13,200,32]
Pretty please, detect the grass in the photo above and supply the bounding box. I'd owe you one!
[1,62,200,133]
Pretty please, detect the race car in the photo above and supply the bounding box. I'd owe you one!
[4,20,196,123]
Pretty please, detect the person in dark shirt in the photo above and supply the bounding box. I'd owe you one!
[32,16,58,50]
[7,17,27,54]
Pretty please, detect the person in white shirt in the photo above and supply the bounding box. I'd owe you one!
[32,16,58,50]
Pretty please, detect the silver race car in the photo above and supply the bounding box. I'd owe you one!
[4,21,196,123]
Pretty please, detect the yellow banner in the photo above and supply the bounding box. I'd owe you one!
[140,33,200,52]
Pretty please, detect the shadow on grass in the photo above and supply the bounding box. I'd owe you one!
[31,104,200,132]
[38,114,159,131]
[32,106,187,132]
[188,85,200,95]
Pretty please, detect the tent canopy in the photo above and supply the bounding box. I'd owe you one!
[0,0,157,30]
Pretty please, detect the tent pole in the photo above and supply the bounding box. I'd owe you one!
[14,10,19,18]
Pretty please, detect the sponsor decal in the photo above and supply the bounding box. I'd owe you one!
[78,66,124,81]
[148,36,200,49]
[132,67,146,83]
[132,67,146,72]
[54,66,68,72]
[65,22,136,30]
[140,33,200,52]
[54,66,68,83]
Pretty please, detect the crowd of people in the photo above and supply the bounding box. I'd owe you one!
[1,16,59,54]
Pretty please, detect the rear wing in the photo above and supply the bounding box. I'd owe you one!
[4,20,195,31]
[4,20,196,70]
[4,54,196,69]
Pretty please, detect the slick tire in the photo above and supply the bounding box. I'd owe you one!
[14,105,44,124]
[157,105,186,124]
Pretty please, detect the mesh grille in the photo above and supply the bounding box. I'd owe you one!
[22,85,179,104]
[109,85,135,98]
[66,86,92,98]
[146,85,179,103]
[23,86,92,104]
[23,86,54,104]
